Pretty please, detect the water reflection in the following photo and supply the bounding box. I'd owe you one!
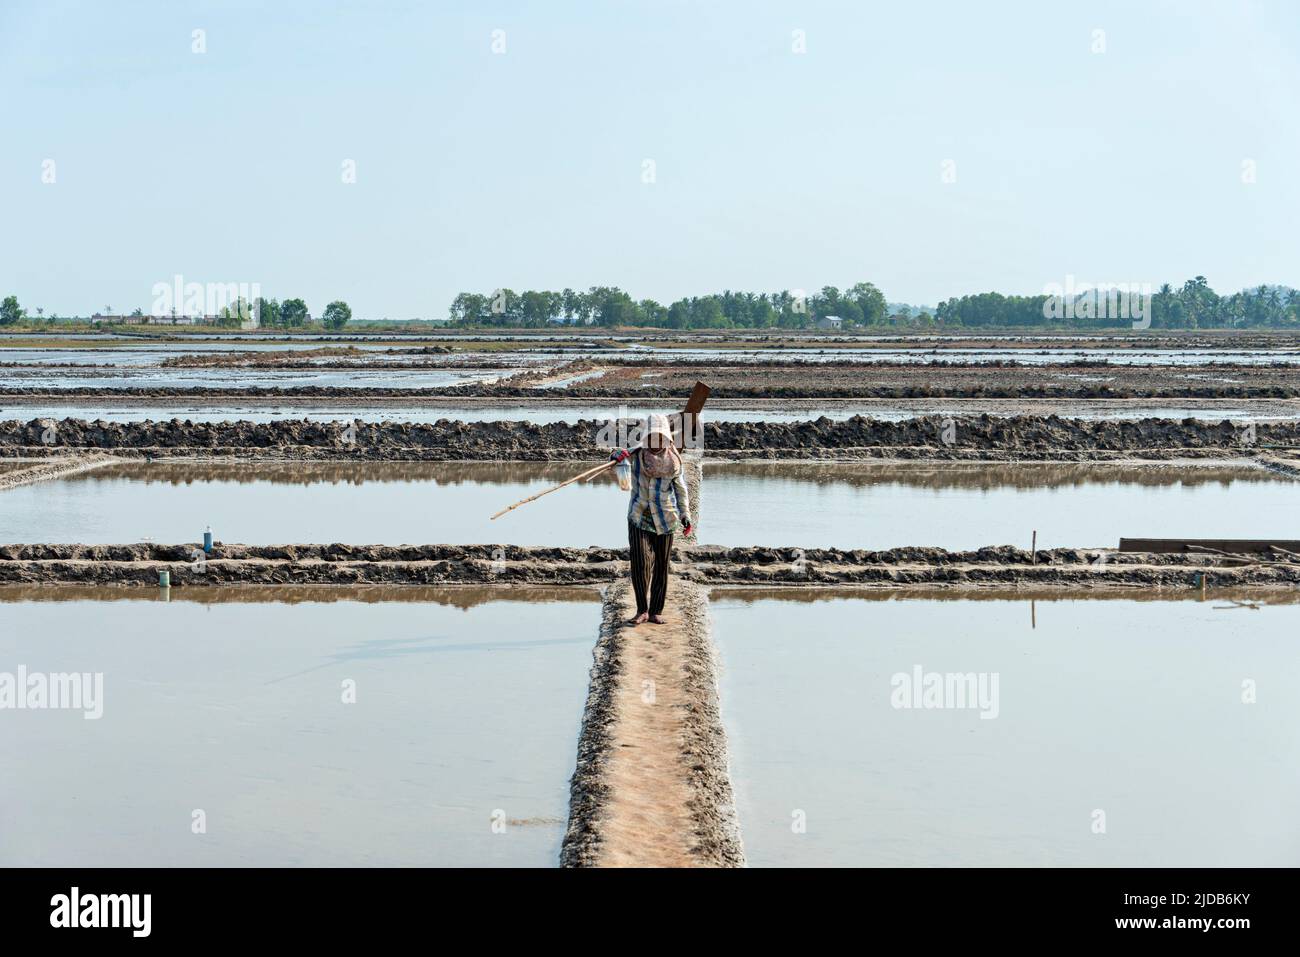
[3,460,1293,549]
[76,460,616,488]
[0,583,599,608]
[710,585,1300,605]
[711,593,1300,866]
[0,592,595,866]
[707,460,1284,491]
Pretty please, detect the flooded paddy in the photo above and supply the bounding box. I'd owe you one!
[709,588,1300,867]
[0,460,1291,549]
[0,585,597,866]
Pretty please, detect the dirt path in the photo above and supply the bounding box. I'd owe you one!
[561,579,744,867]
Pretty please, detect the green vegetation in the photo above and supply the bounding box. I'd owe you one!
[233,295,351,330]
[936,278,1299,329]
[5,279,1298,332]
[448,284,895,329]
[0,293,350,332]
[448,279,1300,329]
[0,295,26,325]
[278,298,310,327]
[321,300,352,330]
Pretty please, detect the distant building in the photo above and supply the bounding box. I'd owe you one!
[91,313,215,326]
[815,315,843,330]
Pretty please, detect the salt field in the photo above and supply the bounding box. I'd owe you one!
[709,589,1300,867]
[1,459,1290,550]
[0,586,597,866]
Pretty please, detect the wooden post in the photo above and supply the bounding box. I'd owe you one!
[1031,530,1037,565]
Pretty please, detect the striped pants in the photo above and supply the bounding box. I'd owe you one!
[628,521,673,615]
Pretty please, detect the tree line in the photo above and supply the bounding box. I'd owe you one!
[252,298,351,330]
[935,278,1300,329]
[448,284,897,329]
[0,295,351,329]
[6,279,1299,330]
[448,279,1300,329]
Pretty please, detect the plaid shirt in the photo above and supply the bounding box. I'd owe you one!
[627,449,691,535]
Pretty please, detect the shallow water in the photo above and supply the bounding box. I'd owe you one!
[709,588,1300,866]
[6,342,1300,379]
[0,585,596,866]
[704,460,1297,550]
[0,363,516,390]
[0,460,1290,548]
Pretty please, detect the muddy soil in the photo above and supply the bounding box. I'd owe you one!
[623,331,1300,351]
[0,453,117,490]
[569,360,1300,399]
[3,542,1297,589]
[0,416,1292,461]
[158,346,459,368]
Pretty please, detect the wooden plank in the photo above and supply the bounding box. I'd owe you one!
[675,380,710,451]
[1119,538,1300,554]
[682,381,711,414]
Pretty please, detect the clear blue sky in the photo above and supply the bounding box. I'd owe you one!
[2,0,1296,319]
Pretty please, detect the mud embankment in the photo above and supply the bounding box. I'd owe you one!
[573,360,1300,400]
[158,346,457,367]
[4,542,1299,588]
[0,453,118,490]
[1,416,1294,461]
[561,580,743,867]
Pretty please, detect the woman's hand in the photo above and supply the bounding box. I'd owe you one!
[683,522,694,536]
[610,448,631,463]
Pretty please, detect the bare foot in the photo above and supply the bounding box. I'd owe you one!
[629,612,649,626]
[649,614,666,625]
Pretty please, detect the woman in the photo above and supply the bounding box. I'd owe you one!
[610,413,692,626]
